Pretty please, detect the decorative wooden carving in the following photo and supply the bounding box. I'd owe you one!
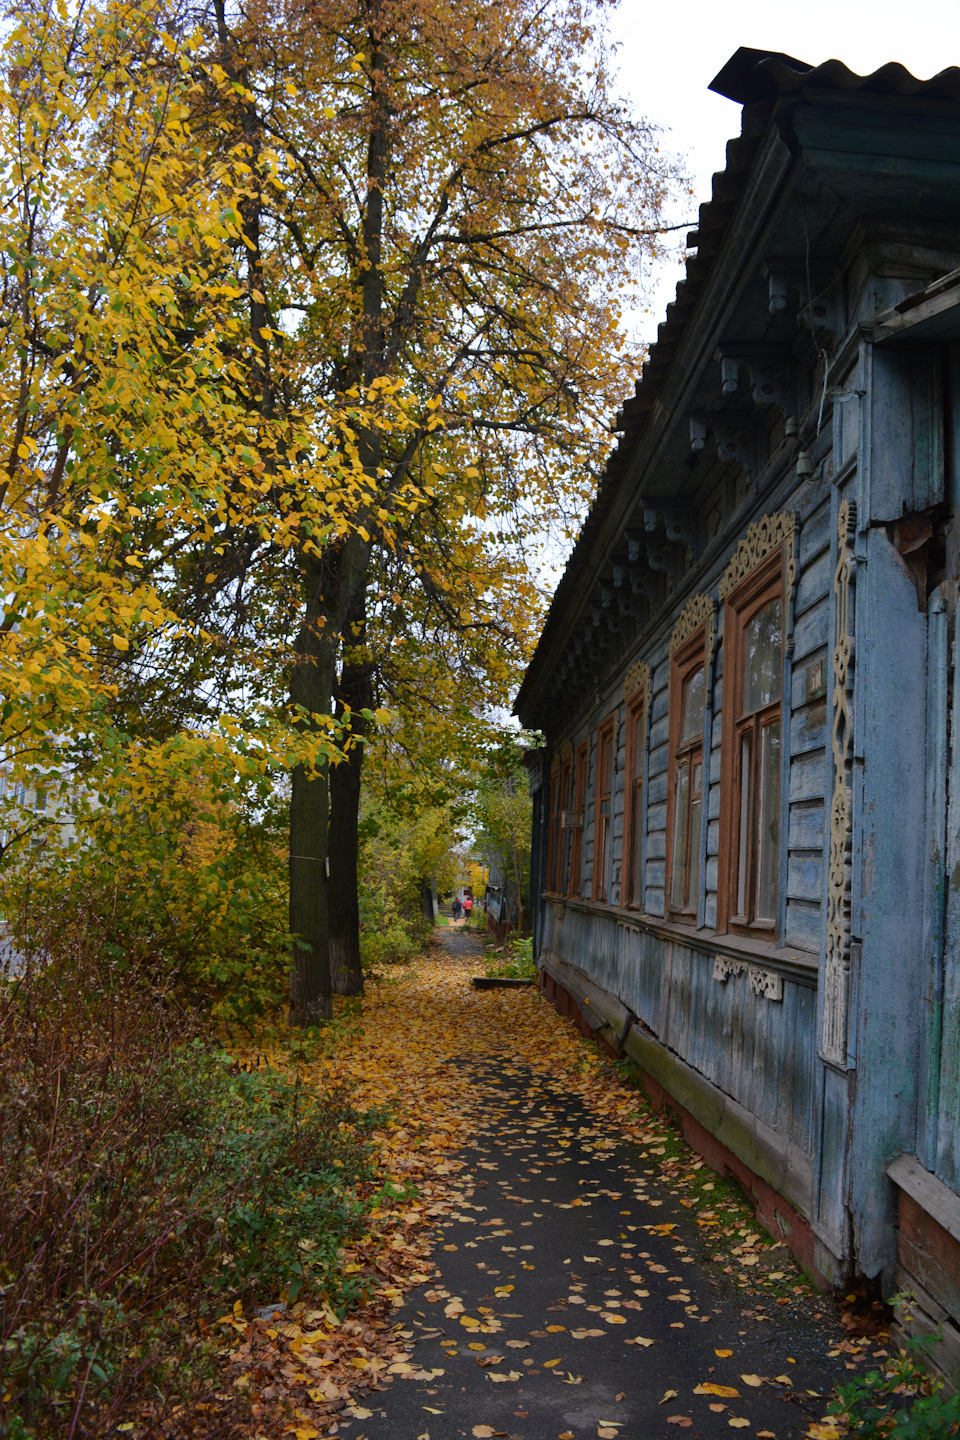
[719,511,797,598]
[748,967,784,1001]
[560,738,573,765]
[669,593,715,666]
[623,658,649,702]
[821,498,856,1066]
[712,955,784,1001]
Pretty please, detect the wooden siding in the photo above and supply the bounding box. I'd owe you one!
[541,901,816,1158]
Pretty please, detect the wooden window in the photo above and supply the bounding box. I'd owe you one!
[545,769,561,893]
[567,741,588,897]
[667,637,706,918]
[719,552,784,933]
[592,715,615,902]
[623,685,646,907]
[557,754,571,892]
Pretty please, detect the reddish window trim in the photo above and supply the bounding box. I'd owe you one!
[567,740,588,898]
[545,767,561,894]
[592,713,616,903]
[665,629,707,920]
[623,684,646,908]
[717,548,785,937]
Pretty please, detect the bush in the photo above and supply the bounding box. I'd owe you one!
[484,933,537,980]
[2,763,292,1030]
[0,929,379,1438]
[827,1329,960,1437]
[360,916,433,969]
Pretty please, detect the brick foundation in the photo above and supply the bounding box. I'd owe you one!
[539,967,828,1289]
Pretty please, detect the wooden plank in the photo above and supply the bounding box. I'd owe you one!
[788,853,823,903]
[790,699,828,756]
[789,800,824,852]
[789,747,827,802]
[798,495,831,566]
[795,548,832,617]
[785,898,821,954]
[889,1154,960,1247]
[790,648,828,711]
[792,597,830,662]
[647,800,667,836]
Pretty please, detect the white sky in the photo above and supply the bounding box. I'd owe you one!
[612,0,960,341]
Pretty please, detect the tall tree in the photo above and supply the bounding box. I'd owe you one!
[195,0,680,1017]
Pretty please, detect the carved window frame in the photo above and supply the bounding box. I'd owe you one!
[623,676,648,909]
[557,749,572,894]
[666,628,709,919]
[591,715,616,902]
[717,542,789,937]
[567,739,588,899]
[545,761,561,894]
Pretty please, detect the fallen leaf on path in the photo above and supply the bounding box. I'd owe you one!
[741,1374,762,1387]
[715,1349,733,1357]
[660,1389,678,1404]
[471,1428,494,1438]
[487,1370,521,1383]
[666,1418,692,1428]
[728,1421,750,1429]
[695,1383,740,1397]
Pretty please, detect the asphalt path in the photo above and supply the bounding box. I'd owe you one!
[349,931,858,1440]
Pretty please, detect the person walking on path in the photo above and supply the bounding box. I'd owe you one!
[462,893,473,923]
[451,896,462,922]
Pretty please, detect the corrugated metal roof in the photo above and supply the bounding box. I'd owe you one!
[710,46,960,105]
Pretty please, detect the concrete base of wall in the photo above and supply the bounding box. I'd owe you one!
[539,962,836,1292]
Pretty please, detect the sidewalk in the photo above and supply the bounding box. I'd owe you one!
[244,932,878,1440]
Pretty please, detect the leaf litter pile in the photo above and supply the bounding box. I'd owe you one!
[226,939,886,1440]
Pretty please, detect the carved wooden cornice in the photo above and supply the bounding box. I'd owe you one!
[719,511,797,598]
[622,658,650,701]
[669,593,715,666]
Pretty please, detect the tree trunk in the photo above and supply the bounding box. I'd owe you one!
[328,587,370,996]
[288,554,335,1024]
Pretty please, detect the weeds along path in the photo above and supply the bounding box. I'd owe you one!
[226,937,879,1440]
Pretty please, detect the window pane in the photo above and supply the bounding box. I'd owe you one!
[633,777,643,903]
[743,598,782,715]
[681,665,705,743]
[756,720,781,921]
[671,758,689,909]
[737,733,752,917]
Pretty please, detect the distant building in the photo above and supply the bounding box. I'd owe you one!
[517,48,960,1381]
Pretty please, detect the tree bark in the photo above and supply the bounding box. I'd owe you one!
[288,555,335,1024]
[326,3,386,999]
[328,585,370,996]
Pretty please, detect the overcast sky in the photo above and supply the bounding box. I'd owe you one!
[612,0,960,341]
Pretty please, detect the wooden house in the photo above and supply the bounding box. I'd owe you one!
[516,47,960,1379]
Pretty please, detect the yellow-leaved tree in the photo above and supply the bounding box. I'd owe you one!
[175,0,683,1015]
[0,0,418,1014]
